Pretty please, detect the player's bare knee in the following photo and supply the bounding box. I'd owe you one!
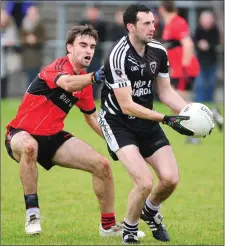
[96,156,112,178]
[22,140,38,159]
[161,173,179,189]
[137,178,153,196]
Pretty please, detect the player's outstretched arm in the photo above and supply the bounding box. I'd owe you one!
[113,86,193,136]
[155,76,187,113]
[56,66,104,92]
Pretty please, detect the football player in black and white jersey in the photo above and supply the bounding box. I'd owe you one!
[97,4,194,244]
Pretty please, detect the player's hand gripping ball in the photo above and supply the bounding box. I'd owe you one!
[179,103,215,138]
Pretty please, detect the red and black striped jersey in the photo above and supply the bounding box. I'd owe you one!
[7,55,96,135]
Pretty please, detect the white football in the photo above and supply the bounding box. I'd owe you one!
[179,103,214,138]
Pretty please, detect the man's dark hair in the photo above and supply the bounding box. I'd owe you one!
[160,0,177,13]
[123,4,151,31]
[65,25,98,53]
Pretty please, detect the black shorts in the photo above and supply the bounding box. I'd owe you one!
[5,127,73,170]
[171,77,196,91]
[98,110,170,161]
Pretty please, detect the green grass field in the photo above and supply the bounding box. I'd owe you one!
[1,99,224,245]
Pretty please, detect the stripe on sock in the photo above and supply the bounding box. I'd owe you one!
[101,212,115,217]
[142,199,160,218]
[101,212,116,229]
[146,199,160,211]
[123,219,138,237]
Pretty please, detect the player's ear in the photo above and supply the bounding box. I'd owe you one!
[66,43,73,54]
[127,23,135,33]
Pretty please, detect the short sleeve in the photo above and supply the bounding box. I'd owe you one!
[104,37,131,89]
[39,69,69,89]
[75,85,96,114]
[173,18,190,41]
[39,57,71,89]
[158,50,169,78]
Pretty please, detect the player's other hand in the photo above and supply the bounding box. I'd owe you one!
[162,115,194,136]
[91,66,105,84]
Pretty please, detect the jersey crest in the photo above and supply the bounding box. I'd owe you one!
[150,61,157,74]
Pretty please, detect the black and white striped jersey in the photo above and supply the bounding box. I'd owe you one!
[101,36,169,116]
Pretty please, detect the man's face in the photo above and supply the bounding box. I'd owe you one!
[67,35,96,68]
[86,7,99,22]
[200,12,214,30]
[133,12,155,43]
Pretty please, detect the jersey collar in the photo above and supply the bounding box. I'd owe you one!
[126,36,148,59]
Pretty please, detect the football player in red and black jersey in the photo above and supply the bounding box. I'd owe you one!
[4,25,124,237]
[159,0,200,100]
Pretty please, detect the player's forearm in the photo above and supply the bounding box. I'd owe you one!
[63,74,93,92]
[182,41,194,66]
[87,120,104,138]
[85,112,104,138]
[160,87,187,113]
[122,102,165,122]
